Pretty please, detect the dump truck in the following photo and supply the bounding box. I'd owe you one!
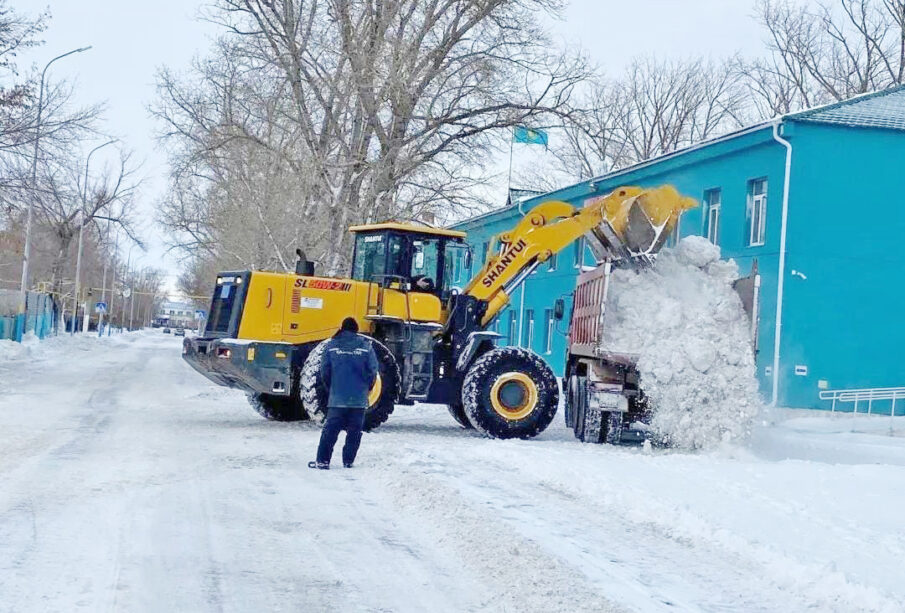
[182,186,696,439]
[561,231,762,445]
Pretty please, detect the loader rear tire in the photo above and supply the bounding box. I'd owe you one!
[247,392,306,422]
[300,336,400,432]
[447,403,474,429]
[462,347,558,439]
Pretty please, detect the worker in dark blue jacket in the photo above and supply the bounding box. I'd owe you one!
[309,317,379,469]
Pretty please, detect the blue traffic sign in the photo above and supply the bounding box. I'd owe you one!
[95,302,108,314]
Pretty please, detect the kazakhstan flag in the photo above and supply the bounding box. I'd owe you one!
[512,126,548,146]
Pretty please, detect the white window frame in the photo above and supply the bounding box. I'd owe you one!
[547,252,557,272]
[544,308,554,354]
[573,237,585,268]
[747,178,767,247]
[507,311,518,346]
[523,309,534,348]
[705,188,721,245]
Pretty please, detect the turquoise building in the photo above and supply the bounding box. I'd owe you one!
[452,86,905,412]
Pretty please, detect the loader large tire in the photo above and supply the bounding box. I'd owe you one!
[247,391,306,422]
[300,336,400,431]
[462,347,558,439]
[447,403,474,429]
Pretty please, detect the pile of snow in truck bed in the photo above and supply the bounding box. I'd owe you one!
[601,236,762,448]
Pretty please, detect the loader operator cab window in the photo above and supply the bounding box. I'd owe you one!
[351,229,465,300]
[352,233,390,282]
[410,238,439,292]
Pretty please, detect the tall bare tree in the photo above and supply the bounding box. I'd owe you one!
[746,0,905,116]
[155,0,587,275]
[520,56,749,190]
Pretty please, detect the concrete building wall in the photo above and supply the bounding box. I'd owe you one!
[777,122,905,410]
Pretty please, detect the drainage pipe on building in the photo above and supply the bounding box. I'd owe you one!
[771,121,793,407]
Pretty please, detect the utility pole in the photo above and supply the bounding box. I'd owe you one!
[72,139,116,335]
[17,46,91,342]
[123,244,137,332]
[108,231,119,335]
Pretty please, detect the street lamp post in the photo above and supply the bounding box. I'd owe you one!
[17,46,91,342]
[72,139,116,335]
[122,242,137,333]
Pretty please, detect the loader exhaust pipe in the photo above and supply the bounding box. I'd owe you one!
[295,249,315,276]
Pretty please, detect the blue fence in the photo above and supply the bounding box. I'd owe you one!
[0,289,56,341]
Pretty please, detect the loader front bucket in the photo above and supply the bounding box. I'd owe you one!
[585,186,697,267]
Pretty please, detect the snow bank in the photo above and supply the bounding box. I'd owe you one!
[602,236,762,448]
[0,330,145,364]
[0,339,29,362]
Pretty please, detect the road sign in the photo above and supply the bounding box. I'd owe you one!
[194,309,206,321]
[122,287,132,299]
[95,302,107,314]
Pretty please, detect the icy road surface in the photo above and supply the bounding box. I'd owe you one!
[1,332,904,612]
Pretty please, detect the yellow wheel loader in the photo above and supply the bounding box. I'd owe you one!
[182,185,696,438]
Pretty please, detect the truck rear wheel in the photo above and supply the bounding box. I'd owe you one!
[247,392,306,422]
[462,347,558,439]
[564,374,579,429]
[300,337,400,431]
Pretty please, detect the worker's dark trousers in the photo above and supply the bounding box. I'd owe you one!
[316,407,366,466]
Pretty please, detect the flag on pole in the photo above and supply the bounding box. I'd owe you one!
[512,126,548,147]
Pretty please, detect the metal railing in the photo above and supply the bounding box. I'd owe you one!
[819,386,904,416]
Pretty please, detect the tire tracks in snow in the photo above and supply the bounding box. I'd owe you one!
[405,439,901,613]
[375,457,623,613]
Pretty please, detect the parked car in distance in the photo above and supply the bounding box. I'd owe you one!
[174,328,185,337]
[163,327,171,334]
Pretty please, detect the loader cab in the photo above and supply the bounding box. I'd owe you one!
[348,223,470,301]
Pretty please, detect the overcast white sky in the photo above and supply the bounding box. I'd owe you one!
[24,0,768,295]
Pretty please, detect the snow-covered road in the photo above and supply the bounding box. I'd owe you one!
[1,332,904,612]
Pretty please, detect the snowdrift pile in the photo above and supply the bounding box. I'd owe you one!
[601,236,762,448]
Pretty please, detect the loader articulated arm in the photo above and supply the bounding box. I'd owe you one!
[463,185,697,325]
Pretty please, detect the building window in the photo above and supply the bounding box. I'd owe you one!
[547,252,557,272]
[704,188,721,245]
[482,241,491,265]
[543,308,554,353]
[573,237,585,268]
[507,310,518,346]
[522,309,534,348]
[747,178,767,246]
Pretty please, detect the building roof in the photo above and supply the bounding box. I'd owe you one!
[787,85,905,131]
[507,188,544,206]
[452,85,905,230]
